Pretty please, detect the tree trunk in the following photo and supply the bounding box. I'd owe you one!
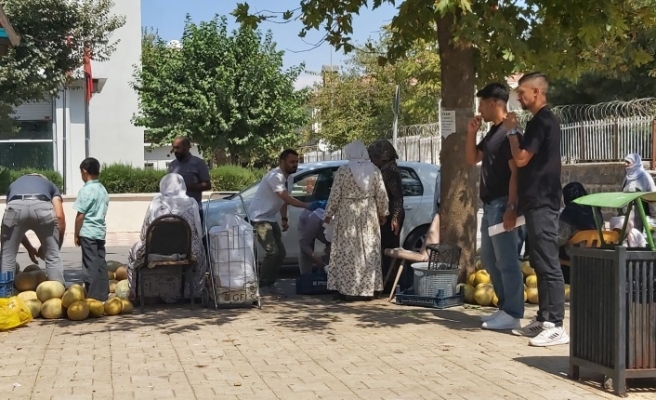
[437,12,478,280]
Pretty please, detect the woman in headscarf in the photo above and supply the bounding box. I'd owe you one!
[622,153,656,232]
[367,139,404,290]
[324,141,389,301]
[126,173,208,303]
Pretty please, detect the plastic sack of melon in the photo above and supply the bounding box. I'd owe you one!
[0,296,33,331]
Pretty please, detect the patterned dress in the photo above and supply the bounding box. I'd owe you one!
[325,166,389,297]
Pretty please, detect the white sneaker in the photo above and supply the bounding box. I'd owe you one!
[529,322,570,347]
[512,317,544,337]
[482,311,521,330]
[481,309,503,323]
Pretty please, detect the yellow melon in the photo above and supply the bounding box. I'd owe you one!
[108,280,118,293]
[525,275,538,289]
[526,287,539,304]
[474,285,494,306]
[115,280,129,299]
[564,284,570,302]
[524,290,528,303]
[457,283,476,304]
[104,297,123,315]
[25,299,42,318]
[473,270,491,286]
[107,271,115,280]
[114,266,128,281]
[106,261,122,272]
[30,270,48,285]
[492,292,499,307]
[14,272,37,292]
[23,264,41,273]
[17,290,38,303]
[41,298,63,319]
[120,299,133,314]
[62,285,86,308]
[67,301,89,321]
[521,260,535,277]
[85,299,104,318]
[467,272,477,287]
[36,281,66,302]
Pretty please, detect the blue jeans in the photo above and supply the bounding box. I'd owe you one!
[479,197,525,319]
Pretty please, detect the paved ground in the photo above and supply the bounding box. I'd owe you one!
[2,247,655,400]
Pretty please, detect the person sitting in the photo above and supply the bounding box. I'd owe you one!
[610,216,647,248]
[297,205,331,274]
[126,173,208,303]
[622,153,656,232]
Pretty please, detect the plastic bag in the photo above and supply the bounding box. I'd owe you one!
[209,214,256,289]
[0,296,33,331]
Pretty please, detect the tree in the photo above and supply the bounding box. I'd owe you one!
[133,16,310,167]
[0,0,125,131]
[234,0,656,274]
[307,36,441,149]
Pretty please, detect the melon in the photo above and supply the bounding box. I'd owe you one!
[17,290,38,303]
[67,301,89,321]
[85,299,104,318]
[41,298,63,319]
[521,260,535,277]
[108,280,118,293]
[524,290,528,303]
[492,292,499,307]
[23,264,41,273]
[14,273,38,292]
[62,285,86,308]
[526,287,539,304]
[466,272,477,287]
[525,275,538,289]
[473,270,491,286]
[36,281,66,302]
[457,283,476,304]
[106,261,122,272]
[25,299,42,318]
[104,297,123,315]
[30,270,48,285]
[474,285,494,306]
[114,266,128,281]
[115,280,129,299]
[564,284,570,302]
[120,299,133,314]
[107,271,115,280]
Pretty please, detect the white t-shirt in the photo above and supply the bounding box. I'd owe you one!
[248,168,287,222]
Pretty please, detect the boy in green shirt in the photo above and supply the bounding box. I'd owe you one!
[73,158,110,301]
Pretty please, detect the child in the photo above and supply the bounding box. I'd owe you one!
[73,158,110,301]
[609,216,647,248]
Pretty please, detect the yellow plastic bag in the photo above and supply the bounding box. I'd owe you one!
[0,296,33,331]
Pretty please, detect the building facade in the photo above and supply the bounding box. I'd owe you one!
[5,0,144,194]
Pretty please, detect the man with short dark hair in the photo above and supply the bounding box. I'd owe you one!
[504,72,568,347]
[466,82,524,331]
[248,149,319,297]
[168,137,211,215]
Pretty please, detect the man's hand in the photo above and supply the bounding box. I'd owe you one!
[313,256,325,268]
[503,209,518,231]
[391,219,401,236]
[27,247,39,264]
[281,220,289,232]
[74,235,81,247]
[36,247,44,260]
[503,112,519,131]
[467,115,483,135]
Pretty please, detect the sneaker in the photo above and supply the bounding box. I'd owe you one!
[481,311,521,330]
[529,322,570,347]
[512,317,544,337]
[481,310,503,323]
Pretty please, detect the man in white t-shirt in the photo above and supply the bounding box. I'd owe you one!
[248,149,319,297]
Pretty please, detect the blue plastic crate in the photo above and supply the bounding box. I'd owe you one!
[394,287,464,309]
[295,271,335,295]
[0,271,14,298]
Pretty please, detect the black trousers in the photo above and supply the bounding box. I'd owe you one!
[80,237,109,302]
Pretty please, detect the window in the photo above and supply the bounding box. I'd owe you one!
[400,167,423,197]
[144,163,154,170]
[0,120,54,170]
[292,168,336,202]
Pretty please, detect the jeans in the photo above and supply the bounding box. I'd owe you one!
[479,197,525,319]
[253,221,286,287]
[0,200,64,284]
[80,237,109,301]
[524,206,565,326]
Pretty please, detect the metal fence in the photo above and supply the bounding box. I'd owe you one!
[302,99,656,167]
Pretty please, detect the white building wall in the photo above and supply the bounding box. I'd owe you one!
[144,144,202,170]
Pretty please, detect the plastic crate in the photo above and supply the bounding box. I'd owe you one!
[295,270,335,295]
[411,262,459,297]
[394,287,464,309]
[0,271,14,298]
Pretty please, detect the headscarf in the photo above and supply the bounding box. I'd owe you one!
[367,139,399,169]
[559,182,599,230]
[623,153,656,192]
[610,215,646,247]
[147,173,202,237]
[344,141,378,192]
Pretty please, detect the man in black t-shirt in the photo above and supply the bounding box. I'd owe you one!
[504,72,568,347]
[466,83,524,332]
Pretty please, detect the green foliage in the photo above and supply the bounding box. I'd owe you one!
[133,16,310,167]
[0,0,125,131]
[0,167,63,195]
[99,164,165,194]
[209,165,265,192]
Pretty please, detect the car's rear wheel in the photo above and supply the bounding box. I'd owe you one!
[403,225,429,252]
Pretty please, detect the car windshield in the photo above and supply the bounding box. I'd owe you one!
[224,167,307,201]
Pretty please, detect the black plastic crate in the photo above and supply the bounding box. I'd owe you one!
[295,270,335,295]
[394,287,464,309]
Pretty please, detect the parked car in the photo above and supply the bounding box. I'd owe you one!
[202,160,440,266]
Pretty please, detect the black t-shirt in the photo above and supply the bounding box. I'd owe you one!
[477,123,513,203]
[517,107,562,211]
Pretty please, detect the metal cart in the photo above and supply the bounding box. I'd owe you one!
[202,192,261,309]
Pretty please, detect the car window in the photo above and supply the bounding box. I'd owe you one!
[292,168,336,202]
[230,167,308,201]
[400,167,423,197]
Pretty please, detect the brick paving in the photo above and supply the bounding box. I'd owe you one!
[2,248,655,400]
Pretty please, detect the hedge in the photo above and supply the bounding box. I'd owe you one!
[0,164,266,195]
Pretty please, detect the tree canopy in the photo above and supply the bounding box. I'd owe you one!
[0,0,125,131]
[133,16,309,166]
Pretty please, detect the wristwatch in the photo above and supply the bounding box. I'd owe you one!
[507,203,517,211]
[506,127,521,137]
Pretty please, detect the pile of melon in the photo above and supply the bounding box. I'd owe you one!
[12,261,133,321]
[458,250,571,307]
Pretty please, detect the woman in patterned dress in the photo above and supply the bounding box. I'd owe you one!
[126,173,208,303]
[324,141,389,300]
